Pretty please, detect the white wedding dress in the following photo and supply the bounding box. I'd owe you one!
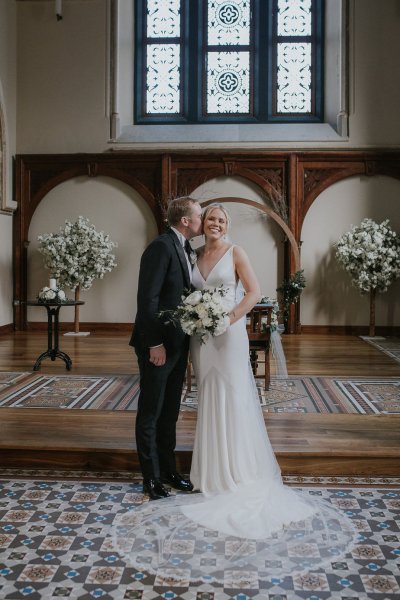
[111,246,357,582]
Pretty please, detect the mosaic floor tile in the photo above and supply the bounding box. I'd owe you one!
[0,474,399,599]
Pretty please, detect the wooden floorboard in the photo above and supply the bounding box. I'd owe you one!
[0,331,399,475]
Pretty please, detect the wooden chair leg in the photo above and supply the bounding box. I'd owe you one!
[249,349,257,375]
[265,348,270,390]
[186,359,192,392]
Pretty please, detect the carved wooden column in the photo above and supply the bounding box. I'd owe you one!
[286,153,300,333]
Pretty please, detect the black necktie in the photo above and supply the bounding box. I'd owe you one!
[184,239,192,259]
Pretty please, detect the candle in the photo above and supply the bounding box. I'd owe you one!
[49,278,57,290]
[55,0,62,20]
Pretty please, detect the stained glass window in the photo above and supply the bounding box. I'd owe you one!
[146,45,181,114]
[275,0,315,115]
[277,0,312,36]
[206,51,250,114]
[135,0,323,123]
[146,0,181,38]
[207,0,251,45]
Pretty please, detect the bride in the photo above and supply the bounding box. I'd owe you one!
[112,203,356,580]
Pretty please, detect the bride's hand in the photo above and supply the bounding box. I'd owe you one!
[214,315,230,336]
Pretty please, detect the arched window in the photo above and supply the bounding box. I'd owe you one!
[134,0,324,124]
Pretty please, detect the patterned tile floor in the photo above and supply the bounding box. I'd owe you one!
[0,471,399,599]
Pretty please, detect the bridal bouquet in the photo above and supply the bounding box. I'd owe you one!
[161,286,230,344]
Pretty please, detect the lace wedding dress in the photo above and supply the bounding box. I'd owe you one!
[111,246,357,582]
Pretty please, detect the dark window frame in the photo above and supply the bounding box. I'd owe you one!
[134,0,324,125]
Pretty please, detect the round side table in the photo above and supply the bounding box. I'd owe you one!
[26,300,85,371]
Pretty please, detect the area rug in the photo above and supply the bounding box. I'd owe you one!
[0,373,140,410]
[182,376,400,414]
[0,473,399,600]
[0,372,399,414]
[360,335,400,364]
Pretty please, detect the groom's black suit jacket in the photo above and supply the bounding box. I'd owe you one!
[130,228,191,353]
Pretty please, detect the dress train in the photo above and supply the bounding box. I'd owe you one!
[110,247,358,582]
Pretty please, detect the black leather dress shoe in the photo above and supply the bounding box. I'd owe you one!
[142,479,171,500]
[161,472,194,492]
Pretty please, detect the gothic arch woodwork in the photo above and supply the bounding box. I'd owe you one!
[297,153,400,238]
[13,150,400,332]
[201,197,299,271]
[14,154,163,329]
[172,156,288,223]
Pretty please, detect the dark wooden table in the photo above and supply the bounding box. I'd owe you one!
[26,300,84,371]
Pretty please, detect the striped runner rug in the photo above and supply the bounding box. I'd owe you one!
[0,372,398,414]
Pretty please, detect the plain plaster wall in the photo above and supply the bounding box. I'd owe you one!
[0,0,16,326]
[15,0,400,151]
[17,0,110,153]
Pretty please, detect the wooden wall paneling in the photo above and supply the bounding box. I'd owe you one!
[299,161,364,233]
[171,155,225,198]
[13,153,164,330]
[13,150,400,332]
[161,154,172,207]
[170,151,298,329]
[234,158,287,219]
[295,150,400,335]
[287,153,300,333]
[297,151,400,235]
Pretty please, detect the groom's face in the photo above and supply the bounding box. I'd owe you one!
[186,202,202,238]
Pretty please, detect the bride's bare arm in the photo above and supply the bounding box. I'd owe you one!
[229,246,261,325]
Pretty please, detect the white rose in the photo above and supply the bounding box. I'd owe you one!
[184,291,202,305]
[196,305,208,320]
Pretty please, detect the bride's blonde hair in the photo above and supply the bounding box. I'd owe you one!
[201,203,231,231]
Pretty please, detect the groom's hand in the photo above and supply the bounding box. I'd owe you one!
[149,344,166,366]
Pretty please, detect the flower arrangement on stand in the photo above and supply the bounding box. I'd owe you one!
[335,218,400,337]
[38,284,67,303]
[259,295,281,332]
[276,269,306,331]
[37,216,117,333]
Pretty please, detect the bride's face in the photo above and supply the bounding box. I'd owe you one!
[203,208,228,240]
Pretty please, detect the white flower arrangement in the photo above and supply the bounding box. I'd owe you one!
[259,295,280,332]
[160,286,230,344]
[335,218,400,293]
[38,286,67,303]
[37,216,117,291]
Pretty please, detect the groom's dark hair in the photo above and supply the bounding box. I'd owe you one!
[167,196,198,226]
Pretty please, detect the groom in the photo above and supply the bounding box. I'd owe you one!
[130,197,202,500]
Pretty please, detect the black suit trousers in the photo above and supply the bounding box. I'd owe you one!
[135,343,189,479]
